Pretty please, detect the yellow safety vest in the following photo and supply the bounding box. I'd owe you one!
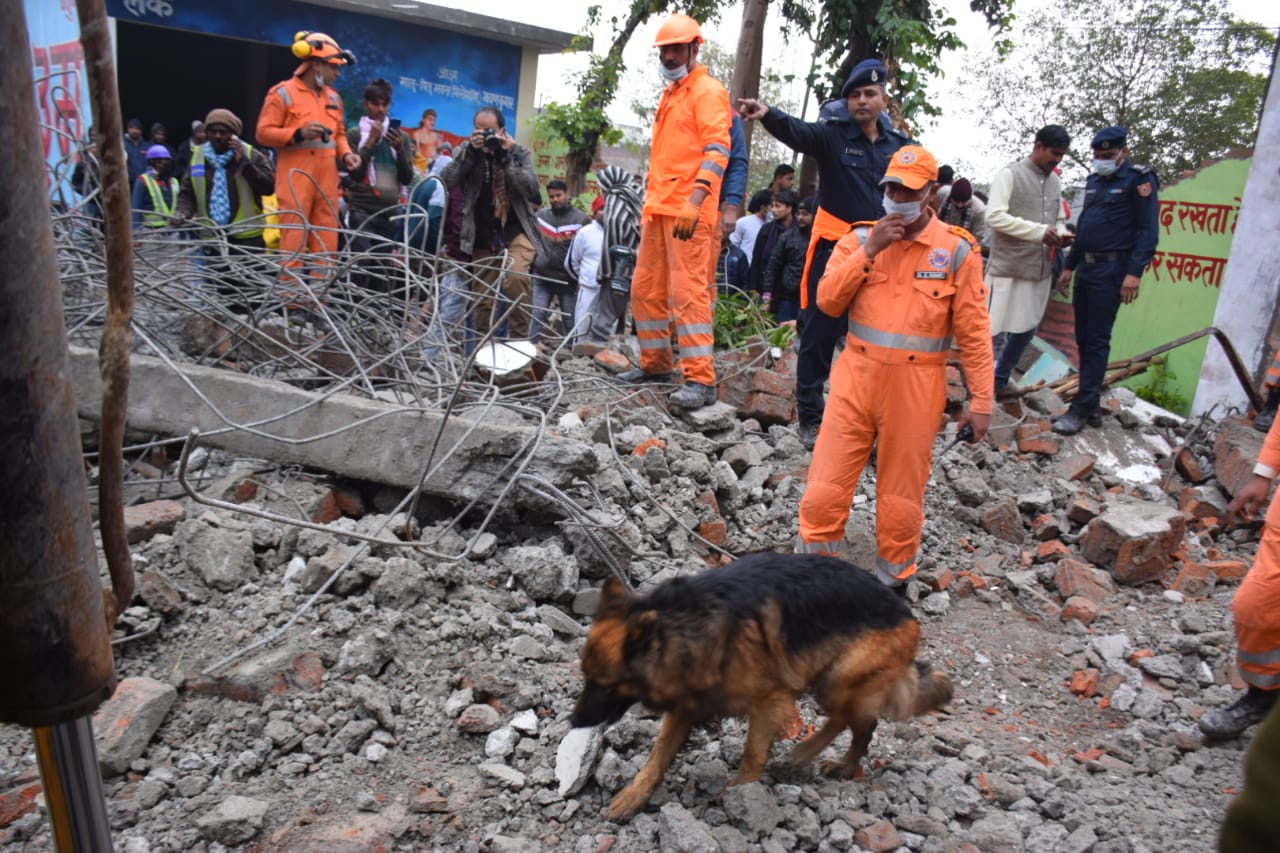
[189,144,265,238]
[140,173,178,228]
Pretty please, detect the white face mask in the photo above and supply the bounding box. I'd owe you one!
[1092,158,1119,177]
[881,191,925,223]
[659,62,689,83]
[314,70,327,89]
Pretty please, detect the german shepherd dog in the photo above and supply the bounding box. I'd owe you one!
[571,552,953,822]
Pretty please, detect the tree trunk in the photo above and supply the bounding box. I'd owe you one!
[566,145,596,197]
[730,0,768,153]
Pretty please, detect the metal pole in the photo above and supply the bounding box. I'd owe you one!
[33,720,115,852]
[0,1,117,849]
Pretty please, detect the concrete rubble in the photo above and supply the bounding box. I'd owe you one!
[1,342,1272,853]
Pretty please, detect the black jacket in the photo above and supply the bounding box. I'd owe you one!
[764,223,810,303]
[748,219,787,294]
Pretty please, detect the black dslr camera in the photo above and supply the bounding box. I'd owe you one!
[482,128,503,153]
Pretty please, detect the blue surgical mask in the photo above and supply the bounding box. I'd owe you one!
[659,62,689,83]
[1092,158,1119,177]
[881,192,925,224]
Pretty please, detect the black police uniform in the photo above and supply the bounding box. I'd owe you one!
[759,102,911,432]
[1062,146,1159,420]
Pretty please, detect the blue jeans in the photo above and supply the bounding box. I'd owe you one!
[994,329,1036,389]
[424,266,474,360]
[531,278,577,344]
[775,298,800,323]
[1071,260,1124,415]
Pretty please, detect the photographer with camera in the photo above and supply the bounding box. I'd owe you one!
[257,30,361,304]
[440,106,541,342]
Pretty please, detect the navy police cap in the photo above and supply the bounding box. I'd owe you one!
[1090,125,1128,150]
[841,58,888,97]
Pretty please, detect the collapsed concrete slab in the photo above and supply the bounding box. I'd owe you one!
[68,346,596,505]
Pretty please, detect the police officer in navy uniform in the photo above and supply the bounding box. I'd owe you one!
[1053,125,1159,435]
[739,59,913,449]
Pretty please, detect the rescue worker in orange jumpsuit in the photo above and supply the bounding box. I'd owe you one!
[617,13,731,410]
[256,31,361,295]
[795,146,994,589]
[1198,416,1280,739]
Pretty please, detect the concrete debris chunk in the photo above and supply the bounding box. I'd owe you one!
[176,518,257,591]
[657,801,719,853]
[555,726,602,797]
[196,795,268,845]
[1080,498,1188,585]
[93,677,178,776]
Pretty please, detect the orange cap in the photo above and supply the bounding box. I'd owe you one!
[879,145,939,191]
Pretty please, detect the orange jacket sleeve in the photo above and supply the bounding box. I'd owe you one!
[1260,413,1280,473]
[256,85,297,149]
[949,233,995,414]
[816,226,887,317]
[692,87,731,204]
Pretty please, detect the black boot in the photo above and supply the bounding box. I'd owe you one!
[1199,686,1278,740]
[1255,386,1280,433]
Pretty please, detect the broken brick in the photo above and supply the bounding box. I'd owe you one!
[592,349,631,373]
[1080,499,1188,585]
[1196,559,1249,581]
[1213,417,1265,496]
[750,368,794,399]
[1171,562,1216,597]
[742,390,795,426]
[123,499,187,544]
[1071,668,1100,698]
[1053,558,1117,604]
[1037,539,1073,563]
[1061,595,1099,626]
[632,437,667,457]
[1067,494,1103,525]
[698,519,728,547]
[1032,514,1064,541]
[1173,448,1207,484]
[1054,453,1097,482]
[980,496,1024,544]
[232,477,259,502]
[0,780,42,828]
[1179,485,1228,520]
[853,820,903,853]
[1018,435,1061,456]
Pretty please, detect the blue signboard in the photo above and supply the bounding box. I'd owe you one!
[104,0,521,150]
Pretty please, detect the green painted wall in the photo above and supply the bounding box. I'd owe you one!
[1110,158,1249,413]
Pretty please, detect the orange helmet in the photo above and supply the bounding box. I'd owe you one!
[291,32,355,65]
[653,13,703,47]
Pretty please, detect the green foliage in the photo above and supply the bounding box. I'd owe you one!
[969,0,1274,180]
[777,0,1015,125]
[713,292,795,350]
[1131,356,1190,415]
[534,0,725,192]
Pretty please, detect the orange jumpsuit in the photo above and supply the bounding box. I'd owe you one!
[632,66,730,385]
[1234,419,1280,691]
[256,74,353,274]
[797,214,994,584]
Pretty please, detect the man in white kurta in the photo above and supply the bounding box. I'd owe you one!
[987,125,1071,393]
[565,197,606,346]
